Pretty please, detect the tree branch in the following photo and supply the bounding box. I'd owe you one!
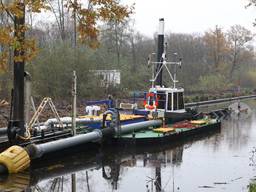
[0,0,14,21]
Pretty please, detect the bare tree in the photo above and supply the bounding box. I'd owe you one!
[203,26,230,72]
[101,19,130,67]
[227,25,253,78]
[46,0,66,40]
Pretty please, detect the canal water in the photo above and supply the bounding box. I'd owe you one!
[1,101,256,192]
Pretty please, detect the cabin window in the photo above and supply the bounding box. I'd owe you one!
[167,93,172,110]
[173,92,178,110]
[178,92,184,109]
[157,91,166,110]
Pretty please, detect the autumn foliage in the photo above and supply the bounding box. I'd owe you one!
[0,0,133,72]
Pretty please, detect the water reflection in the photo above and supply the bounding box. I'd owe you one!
[2,101,256,192]
[0,129,219,192]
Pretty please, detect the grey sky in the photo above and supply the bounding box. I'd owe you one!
[123,0,256,36]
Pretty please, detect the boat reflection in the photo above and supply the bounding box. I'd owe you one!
[0,129,220,192]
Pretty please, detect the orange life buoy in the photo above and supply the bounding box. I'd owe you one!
[144,92,158,110]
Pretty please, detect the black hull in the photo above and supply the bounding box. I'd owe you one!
[114,121,221,146]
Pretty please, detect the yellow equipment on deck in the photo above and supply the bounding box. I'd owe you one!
[153,127,175,133]
[190,120,207,125]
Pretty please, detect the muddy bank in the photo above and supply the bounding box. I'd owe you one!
[0,100,87,128]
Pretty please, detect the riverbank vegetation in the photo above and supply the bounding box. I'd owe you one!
[0,1,255,102]
[26,24,255,101]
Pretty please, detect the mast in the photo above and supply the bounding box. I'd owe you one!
[155,18,164,87]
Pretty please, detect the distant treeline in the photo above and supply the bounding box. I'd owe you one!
[0,19,255,101]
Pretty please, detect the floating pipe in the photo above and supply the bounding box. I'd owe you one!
[0,119,162,174]
[28,129,104,159]
[29,120,161,159]
[185,94,256,108]
[120,120,162,134]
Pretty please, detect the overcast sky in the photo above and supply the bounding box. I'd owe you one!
[123,0,256,37]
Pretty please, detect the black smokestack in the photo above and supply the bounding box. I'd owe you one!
[155,18,164,86]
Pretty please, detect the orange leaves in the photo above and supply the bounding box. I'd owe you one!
[0,0,133,68]
[70,0,133,48]
[76,7,98,48]
[66,0,133,48]
[0,51,8,73]
[1,0,50,20]
[0,0,40,69]
[4,0,25,18]
[0,28,12,72]
[0,24,38,69]
[0,27,13,45]
[91,0,134,22]
[23,39,38,62]
[99,3,133,22]
[25,0,51,13]
[12,38,38,63]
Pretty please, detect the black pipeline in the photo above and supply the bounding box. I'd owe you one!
[28,119,162,159]
[185,94,256,108]
[0,119,162,174]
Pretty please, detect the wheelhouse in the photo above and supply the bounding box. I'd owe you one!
[148,86,185,113]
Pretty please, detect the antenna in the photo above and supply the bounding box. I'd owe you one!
[148,45,182,88]
[148,18,182,89]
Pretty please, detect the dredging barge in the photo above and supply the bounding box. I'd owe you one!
[0,112,221,174]
[0,18,225,175]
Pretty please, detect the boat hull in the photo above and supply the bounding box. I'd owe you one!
[114,121,221,145]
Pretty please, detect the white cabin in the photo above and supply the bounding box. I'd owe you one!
[148,86,185,113]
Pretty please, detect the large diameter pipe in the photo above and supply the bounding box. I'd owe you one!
[29,130,103,159]
[120,120,162,135]
[0,119,162,175]
[29,120,161,159]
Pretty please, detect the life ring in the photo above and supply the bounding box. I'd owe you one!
[144,92,158,110]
